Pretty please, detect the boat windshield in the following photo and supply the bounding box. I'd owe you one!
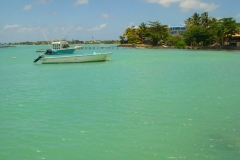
[62,44,70,48]
[52,44,60,49]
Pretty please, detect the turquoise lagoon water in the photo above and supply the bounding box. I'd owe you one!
[0,45,240,160]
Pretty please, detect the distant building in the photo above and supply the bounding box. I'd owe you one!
[169,26,186,36]
[84,40,101,44]
[229,34,240,47]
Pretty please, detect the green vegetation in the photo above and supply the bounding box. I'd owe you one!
[184,12,240,47]
[5,40,120,45]
[120,21,169,46]
[120,12,240,47]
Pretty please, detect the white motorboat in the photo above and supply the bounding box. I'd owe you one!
[34,52,112,64]
[74,45,82,49]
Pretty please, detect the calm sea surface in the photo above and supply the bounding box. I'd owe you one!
[0,45,240,160]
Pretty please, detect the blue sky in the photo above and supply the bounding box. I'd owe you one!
[0,0,240,43]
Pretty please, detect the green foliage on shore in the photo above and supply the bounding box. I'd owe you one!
[184,12,240,46]
[120,21,169,46]
[175,40,187,48]
[120,12,240,47]
[184,26,211,46]
[6,40,119,45]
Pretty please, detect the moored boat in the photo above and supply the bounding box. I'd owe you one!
[74,45,82,49]
[135,46,146,49]
[44,39,75,55]
[36,49,47,52]
[34,52,112,64]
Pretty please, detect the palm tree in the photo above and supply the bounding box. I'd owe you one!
[119,35,126,44]
[220,18,239,45]
[123,26,140,44]
[185,12,204,28]
[137,22,148,43]
[208,17,218,44]
[208,18,239,46]
[192,13,201,26]
[148,21,169,45]
[200,12,209,27]
[185,17,193,29]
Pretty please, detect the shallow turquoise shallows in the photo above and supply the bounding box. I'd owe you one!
[1,45,240,160]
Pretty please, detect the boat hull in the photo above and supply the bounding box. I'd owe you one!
[51,48,76,55]
[40,52,112,64]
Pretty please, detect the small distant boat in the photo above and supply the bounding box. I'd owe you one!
[34,52,112,64]
[0,45,15,48]
[44,39,75,55]
[74,45,82,49]
[135,47,146,49]
[36,49,47,52]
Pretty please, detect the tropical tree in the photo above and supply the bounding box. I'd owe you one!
[137,22,148,43]
[122,21,169,46]
[192,12,201,26]
[123,26,140,44]
[183,26,211,47]
[200,12,209,27]
[166,35,182,46]
[236,22,240,33]
[220,18,239,44]
[203,17,218,44]
[120,13,240,47]
[175,40,187,48]
[185,12,210,28]
[185,17,193,29]
[119,35,126,44]
[147,21,169,46]
[185,12,201,29]
[208,18,239,45]
[184,12,240,46]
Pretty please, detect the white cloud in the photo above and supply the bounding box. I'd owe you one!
[87,23,107,31]
[74,0,88,6]
[146,0,181,7]
[236,13,240,19]
[36,0,47,4]
[101,13,114,18]
[22,4,32,10]
[145,0,218,12]
[127,22,134,28]
[52,25,75,33]
[21,1,53,12]
[2,24,46,33]
[179,0,218,12]
[35,0,54,5]
[4,24,22,29]
[215,16,222,20]
[17,26,41,33]
[76,27,83,31]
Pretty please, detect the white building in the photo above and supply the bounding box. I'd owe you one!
[169,26,186,36]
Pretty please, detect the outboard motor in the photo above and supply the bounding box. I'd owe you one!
[34,54,44,63]
[45,49,52,55]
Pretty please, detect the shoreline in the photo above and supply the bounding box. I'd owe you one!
[118,44,240,50]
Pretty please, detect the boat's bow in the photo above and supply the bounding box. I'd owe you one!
[33,54,44,63]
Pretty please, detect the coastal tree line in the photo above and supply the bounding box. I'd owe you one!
[6,40,119,45]
[120,12,240,47]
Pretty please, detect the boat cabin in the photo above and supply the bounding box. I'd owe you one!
[52,40,70,50]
